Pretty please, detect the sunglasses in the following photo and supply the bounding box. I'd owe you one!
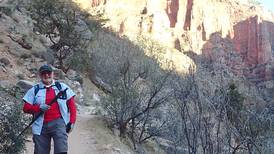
[40,71,53,75]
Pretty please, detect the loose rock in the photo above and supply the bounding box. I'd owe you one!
[0,57,10,66]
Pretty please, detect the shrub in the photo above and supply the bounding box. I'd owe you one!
[226,83,244,126]
[0,104,26,153]
[0,87,27,154]
[0,5,13,16]
[93,32,172,148]
[28,0,104,73]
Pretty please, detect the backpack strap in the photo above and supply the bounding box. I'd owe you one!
[54,81,67,100]
[34,84,42,96]
[34,81,62,96]
[54,81,69,113]
[54,81,62,91]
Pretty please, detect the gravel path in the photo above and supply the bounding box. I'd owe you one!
[24,115,132,154]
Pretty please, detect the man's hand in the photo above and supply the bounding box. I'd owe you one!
[66,122,74,133]
[40,104,50,112]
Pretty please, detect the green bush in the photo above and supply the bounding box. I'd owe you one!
[226,83,244,126]
[0,103,26,153]
[0,5,14,16]
[27,0,104,73]
[0,87,27,154]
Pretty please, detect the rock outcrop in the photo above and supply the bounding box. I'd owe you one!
[233,16,274,82]
[16,80,34,92]
[73,0,274,82]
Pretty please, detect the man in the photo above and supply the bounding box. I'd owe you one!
[23,64,76,154]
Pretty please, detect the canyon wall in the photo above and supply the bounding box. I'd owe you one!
[74,0,274,82]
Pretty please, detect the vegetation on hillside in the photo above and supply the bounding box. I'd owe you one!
[28,0,105,73]
[91,29,274,153]
[0,87,28,154]
[92,32,172,149]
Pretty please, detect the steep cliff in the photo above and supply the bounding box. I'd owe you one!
[73,0,274,82]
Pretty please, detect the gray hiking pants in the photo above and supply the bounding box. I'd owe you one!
[33,118,68,154]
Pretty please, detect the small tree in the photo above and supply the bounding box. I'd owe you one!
[28,0,102,73]
[224,84,274,154]
[94,33,172,148]
[226,83,244,128]
[164,55,274,154]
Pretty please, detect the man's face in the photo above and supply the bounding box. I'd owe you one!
[40,71,54,85]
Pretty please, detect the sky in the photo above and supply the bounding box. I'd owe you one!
[259,0,274,12]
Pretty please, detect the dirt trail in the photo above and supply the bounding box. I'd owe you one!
[24,115,132,154]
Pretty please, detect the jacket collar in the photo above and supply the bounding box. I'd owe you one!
[38,80,56,89]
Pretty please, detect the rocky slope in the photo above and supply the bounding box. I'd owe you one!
[74,0,274,83]
[0,1,85,103]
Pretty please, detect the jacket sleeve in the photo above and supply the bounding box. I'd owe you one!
[23,86,35,104]
[23,101,41,114]
[67,96,76,123]
[22,86,41,114]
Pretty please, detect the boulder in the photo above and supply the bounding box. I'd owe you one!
[0,80,12,89]
[16,80,34,92]
[0,57,10,66]
[16,73,25,80]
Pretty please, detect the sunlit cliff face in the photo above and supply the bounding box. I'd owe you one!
[73,0,274,80]
[72,0,197,74]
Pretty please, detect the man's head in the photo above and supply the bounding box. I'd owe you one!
[39,64,54,86]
